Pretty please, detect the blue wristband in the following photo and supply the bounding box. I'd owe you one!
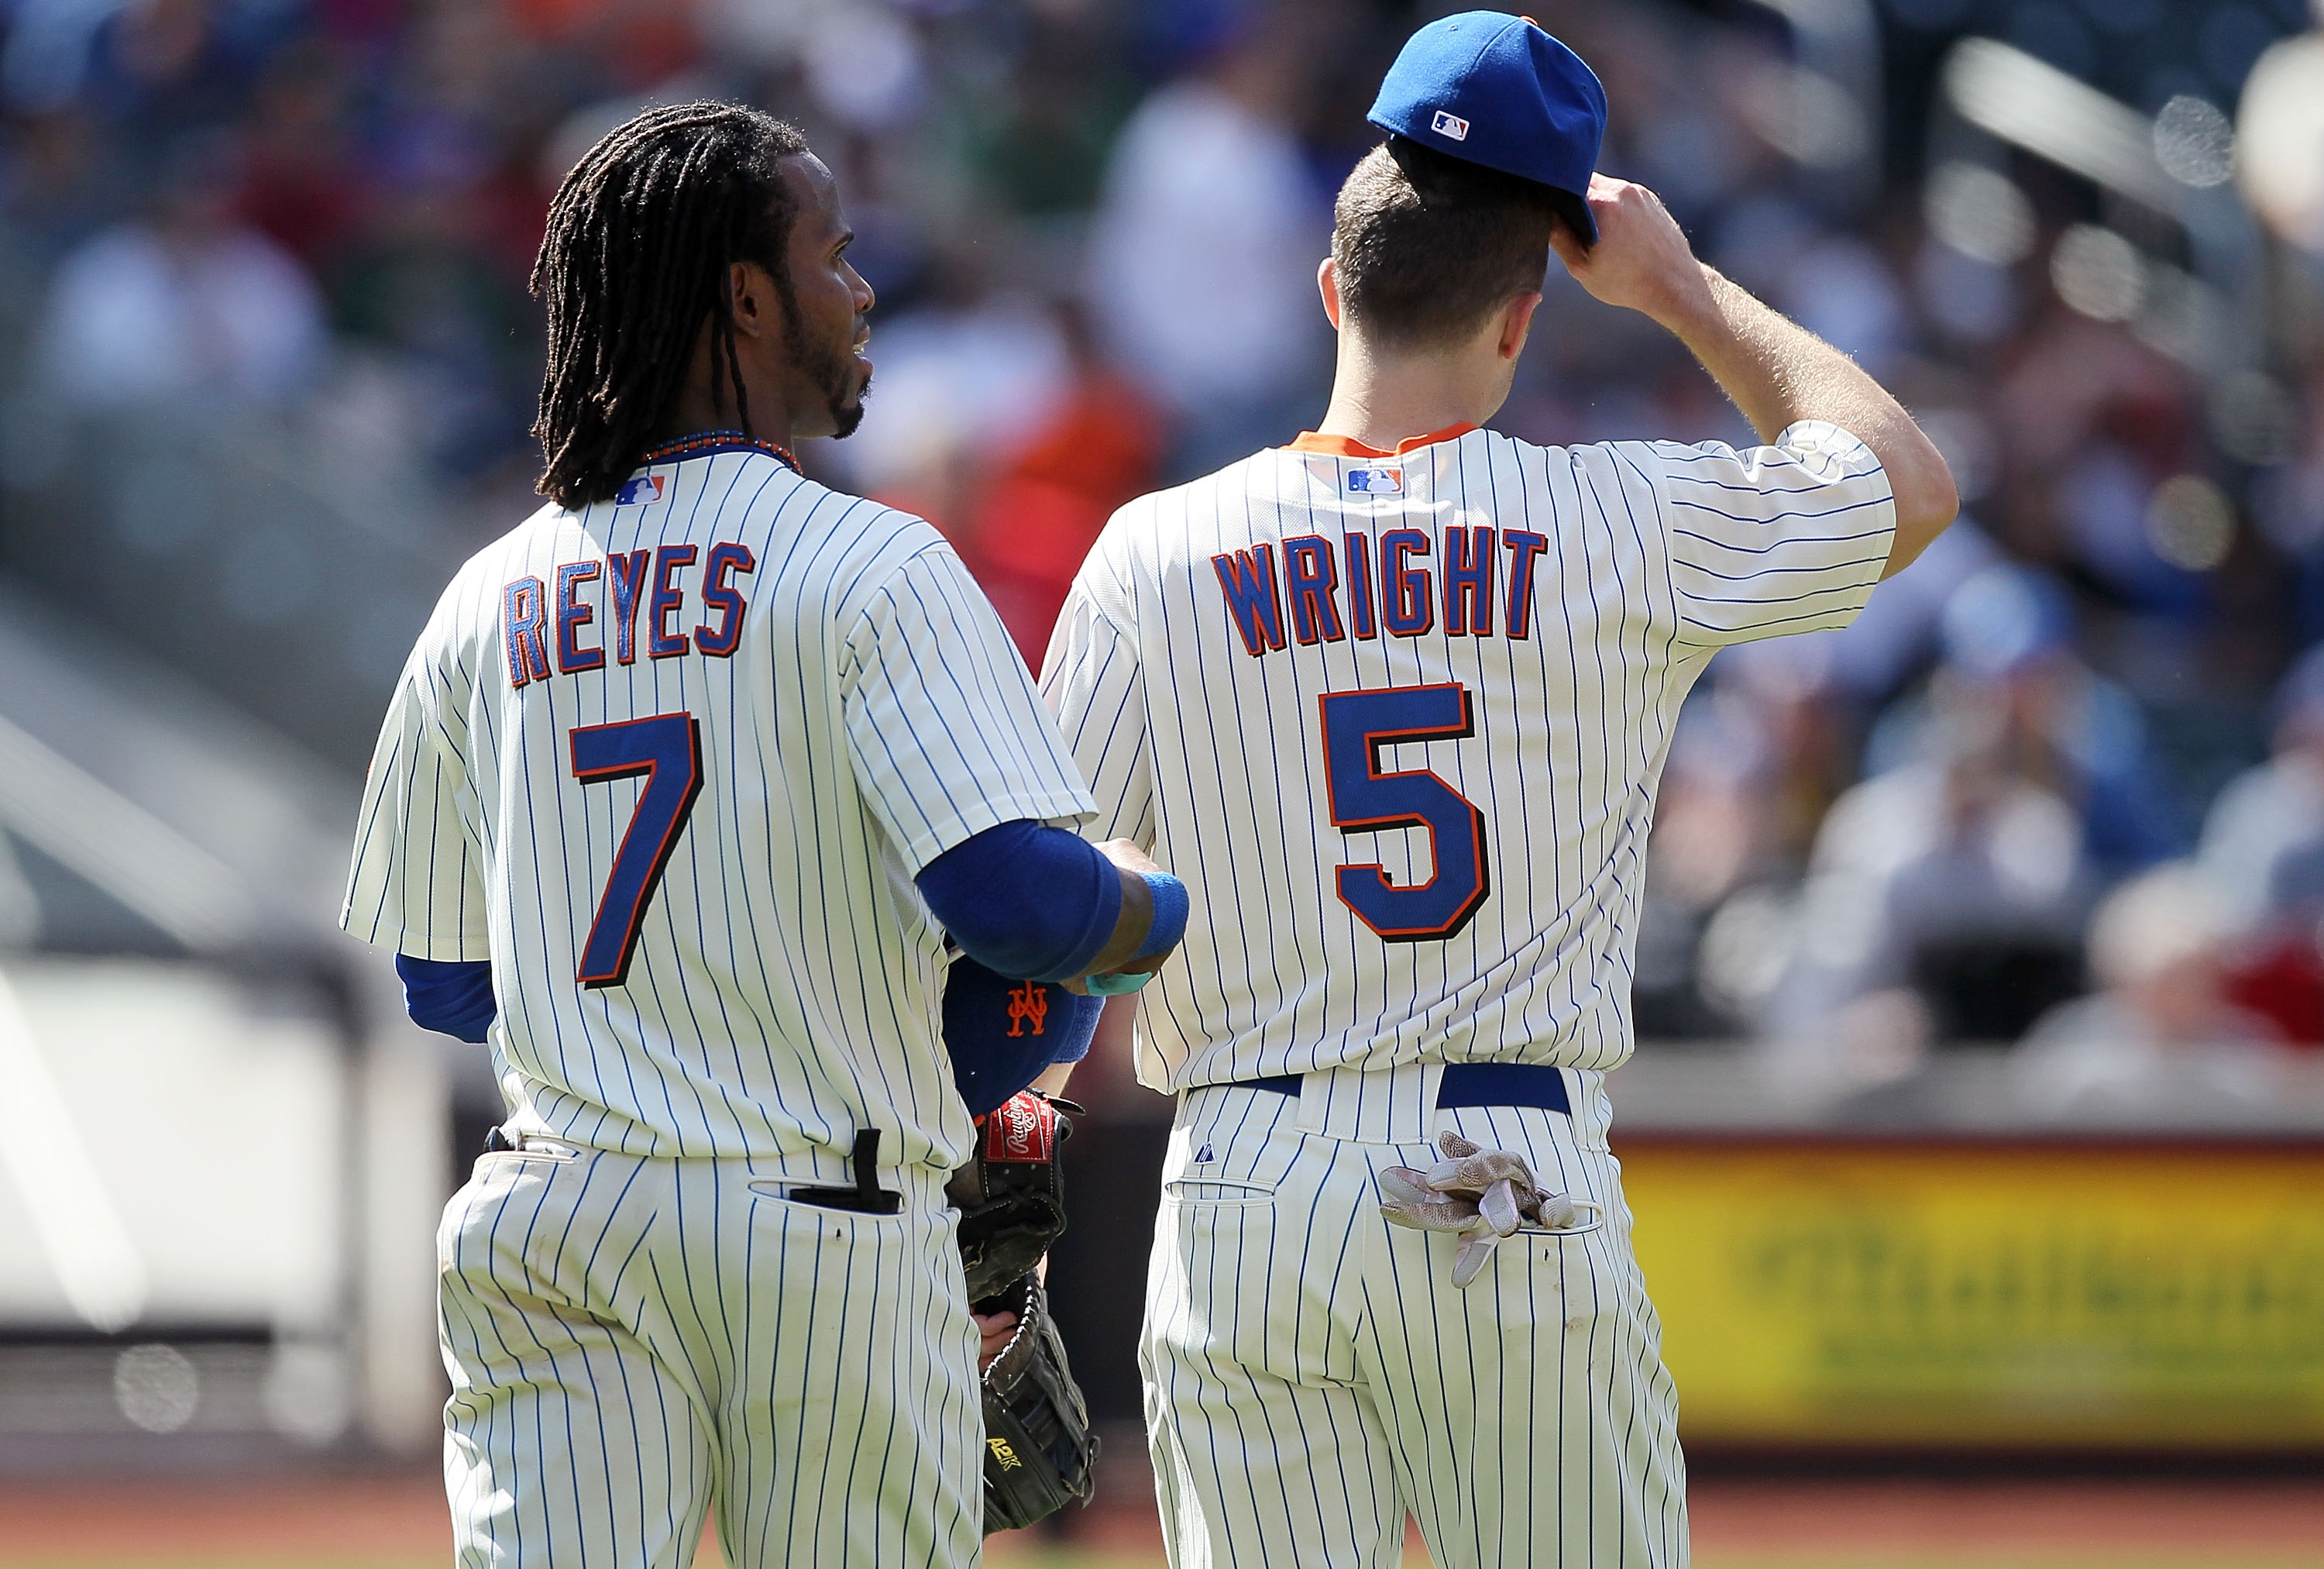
[1084,871,1190,994]
[1131,871,1188,962]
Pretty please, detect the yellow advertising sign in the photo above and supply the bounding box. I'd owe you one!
[1622,1139,2324,1447]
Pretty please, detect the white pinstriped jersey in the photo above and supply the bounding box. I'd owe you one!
[1042,419,1892,1095]
[344,447,1095,1172]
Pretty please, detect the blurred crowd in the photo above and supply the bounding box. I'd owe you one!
[7,0,2324,1108]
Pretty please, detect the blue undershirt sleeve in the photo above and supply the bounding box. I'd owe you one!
[395,953,497,1044]
[916,820,1121,983]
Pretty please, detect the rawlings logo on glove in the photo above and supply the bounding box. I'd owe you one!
[1377,1132,1601,1287]
[983,1091,1063,1164]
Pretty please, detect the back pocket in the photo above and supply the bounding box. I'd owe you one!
[1161,1175,1276,1206]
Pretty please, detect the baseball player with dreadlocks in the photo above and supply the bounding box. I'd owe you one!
[342,102,1179,1567]
[1040,15,1957,1568]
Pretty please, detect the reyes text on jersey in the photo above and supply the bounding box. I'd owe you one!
[344,446,1096,1171]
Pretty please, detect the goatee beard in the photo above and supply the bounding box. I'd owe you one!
[830,367,868,439]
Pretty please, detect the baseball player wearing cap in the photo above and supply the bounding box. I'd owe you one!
[342,103,1179,1568]
[1040,15,1956,1568]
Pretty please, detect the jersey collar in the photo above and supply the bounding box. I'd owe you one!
[634,428,802,473]
[1284,422,1479,458]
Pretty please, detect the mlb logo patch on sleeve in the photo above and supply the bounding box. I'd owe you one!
[614,473,666,506]
[1347,466,1404,496]
[1431,109,1470,141]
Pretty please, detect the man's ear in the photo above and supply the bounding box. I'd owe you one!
[1498,291,1542,362]
[1318,256,1343,332]
[729,260,775,339]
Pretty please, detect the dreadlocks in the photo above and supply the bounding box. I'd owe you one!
[531,102,810,509]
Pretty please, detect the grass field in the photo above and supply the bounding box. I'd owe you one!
[0,1474,2316,1567]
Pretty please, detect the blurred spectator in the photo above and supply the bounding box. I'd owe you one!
[1869,565,2185,874]
[229,38,365,273]
[967,300,1164,659]
[838,254,1074,528]
[3,0,266,144]
[1769,566,2209,1046]
[1776,515,2002,705]
[1086,13,1329,473]
[2012,862,2290,1120]
[2204,644,2324,931]
[2200,645,2324,1044]
[1773,680,2094,1048]
[0,108,129,269]
[35,134,324,408]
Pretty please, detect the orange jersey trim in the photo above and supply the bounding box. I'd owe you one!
[1284,422,1480,458]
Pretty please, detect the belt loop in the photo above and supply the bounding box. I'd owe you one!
[1296,1062,1439,1143]
[1410,1061,1446,1144]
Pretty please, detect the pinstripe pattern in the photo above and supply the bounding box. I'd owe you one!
[1039,421,1890,1094]
[344,447,1097,1567]
[1041,421,1891,1567]
[438,1145,982,1567]
[342,449,1094,1171]
[1142,1081,1681,1569]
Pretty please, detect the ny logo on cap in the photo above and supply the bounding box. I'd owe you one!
[1431,108,1470,141]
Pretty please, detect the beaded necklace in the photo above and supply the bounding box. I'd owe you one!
[635,428,801,473]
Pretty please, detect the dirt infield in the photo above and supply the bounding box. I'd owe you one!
[0,1471,2317,1566]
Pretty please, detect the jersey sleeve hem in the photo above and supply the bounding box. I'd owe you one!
[888,786,1100,880]
[338,909,491,964]
[1658,418,1897,649]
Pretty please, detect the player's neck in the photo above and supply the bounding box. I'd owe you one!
[1315,334,1504,452]
[660,382,795,451]
[660,321,799,449]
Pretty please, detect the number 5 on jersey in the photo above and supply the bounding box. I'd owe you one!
[1318,683,1489,942]
[570,713,703,987]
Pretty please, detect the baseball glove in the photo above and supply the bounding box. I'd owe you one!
[977,1270,1100,1534]
[948,1089,1078,1302]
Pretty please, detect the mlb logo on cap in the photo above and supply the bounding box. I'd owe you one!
[1368,11,1607,243]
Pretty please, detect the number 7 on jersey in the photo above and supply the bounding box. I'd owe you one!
[569,713,703,988]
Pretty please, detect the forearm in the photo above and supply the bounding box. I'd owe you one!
[917,824,1187,986]
[1076,867,1154,978]
[1555,176,1958,577]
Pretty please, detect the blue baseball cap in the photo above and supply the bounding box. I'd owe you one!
[1367,12,1607,243]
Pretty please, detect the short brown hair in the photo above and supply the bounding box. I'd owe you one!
[1331,136,1585,347]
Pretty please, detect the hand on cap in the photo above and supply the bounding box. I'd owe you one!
[1549,174,1715,332]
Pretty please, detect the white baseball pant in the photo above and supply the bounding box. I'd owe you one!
[1142,1068,1686,1568]
[437,1140,983,1567]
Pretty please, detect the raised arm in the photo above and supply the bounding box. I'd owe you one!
[1551,175,1958,577]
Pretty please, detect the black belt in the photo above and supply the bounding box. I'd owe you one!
[1228,1063,1570,1116]
[484,1127,904,1213]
